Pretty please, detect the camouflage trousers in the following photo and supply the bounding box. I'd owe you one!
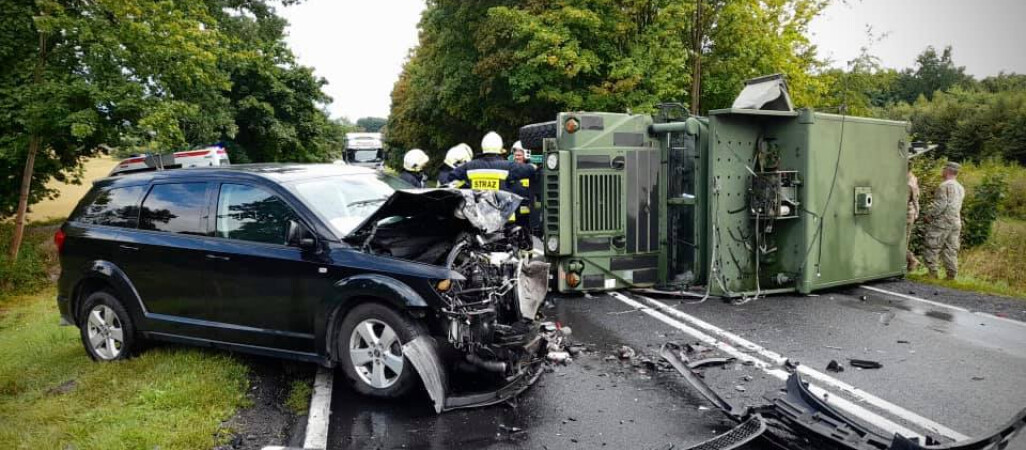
[922,226,960,278]
[905,218,917,270]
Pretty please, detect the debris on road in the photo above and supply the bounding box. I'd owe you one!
[619,345,637,360]
[660,342,1026,450]
[686,357,736,370]
[826,360,844,373]
[849,359,883,369]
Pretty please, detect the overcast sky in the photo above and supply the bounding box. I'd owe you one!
[278,0,1026,121]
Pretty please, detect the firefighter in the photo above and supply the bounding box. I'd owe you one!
[438,143,472,186]
[922,161,965,280]
[508,140,533,228]
[450,132,535,197]
[399,148,429,188]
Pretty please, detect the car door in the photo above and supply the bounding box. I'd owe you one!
[116,181,218,337]
[203,182,331,353]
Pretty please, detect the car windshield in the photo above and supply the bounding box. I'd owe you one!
[289,173,404,237]
[349,150,381,162]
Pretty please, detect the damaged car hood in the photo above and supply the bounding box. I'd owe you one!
[346,189,523,238]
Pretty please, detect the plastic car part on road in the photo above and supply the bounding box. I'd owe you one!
[659,343,1026,450]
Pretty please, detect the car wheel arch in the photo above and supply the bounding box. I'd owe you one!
[72,261,146,326]
[323,295,428,363]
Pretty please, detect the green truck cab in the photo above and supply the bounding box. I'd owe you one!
[525,75,911,296]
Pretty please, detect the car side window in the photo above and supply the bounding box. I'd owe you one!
[216,184,298,245]
[139,183,208,235]
[75,185,146,228]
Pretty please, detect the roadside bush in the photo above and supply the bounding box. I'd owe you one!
[0,222,60,297]
[961,173,1006,247]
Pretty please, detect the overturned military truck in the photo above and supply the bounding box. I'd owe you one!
[521,74,911,297]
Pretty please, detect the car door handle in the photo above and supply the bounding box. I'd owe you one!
[205,254,230,261]
[118,244,139,252]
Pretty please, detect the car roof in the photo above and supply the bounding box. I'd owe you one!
[95,163,379,188]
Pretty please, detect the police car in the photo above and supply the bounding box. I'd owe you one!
[109,145,230,176]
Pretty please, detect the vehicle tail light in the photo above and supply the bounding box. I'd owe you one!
[54,229,66,254]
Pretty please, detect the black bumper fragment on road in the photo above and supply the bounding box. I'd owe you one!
[660,344,1026,450]
[403,336,544,414]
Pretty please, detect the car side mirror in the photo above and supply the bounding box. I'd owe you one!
[286,220,317,251]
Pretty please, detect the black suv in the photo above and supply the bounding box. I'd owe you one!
[56,164,548,406]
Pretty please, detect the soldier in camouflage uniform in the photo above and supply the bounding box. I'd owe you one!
[922,161,965,279]
[906,169,920,272]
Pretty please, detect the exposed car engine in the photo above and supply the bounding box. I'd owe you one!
[345,189,549,382]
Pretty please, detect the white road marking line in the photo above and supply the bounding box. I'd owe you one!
[607,292,924,440]
[861,285,1026,329]
[303,366,334,450]
[631,293,971,442]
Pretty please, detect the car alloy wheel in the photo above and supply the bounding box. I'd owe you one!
[86,304,125,360]
[348,318,404,389]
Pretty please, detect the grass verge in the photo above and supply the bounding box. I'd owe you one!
[910,218,1026,299]
[0,289,251,448]
[285,377,314,416]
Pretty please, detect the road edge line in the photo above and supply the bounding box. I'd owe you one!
[861,285,1026,328]
[302,366,334,450]
[608,292,924,440]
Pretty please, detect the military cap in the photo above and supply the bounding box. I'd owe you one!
[945,161,961,172]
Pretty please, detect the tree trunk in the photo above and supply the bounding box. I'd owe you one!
[8,31,48,261]
[9,136,40,260]
[690,0,704,115]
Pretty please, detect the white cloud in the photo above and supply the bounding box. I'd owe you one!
[277,0,426,121]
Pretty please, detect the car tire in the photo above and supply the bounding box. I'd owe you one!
[78,290,136,361]
[519,121,557,152]
[338,303,425,399]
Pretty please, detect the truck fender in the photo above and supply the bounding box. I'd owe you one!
[316,273,430,359]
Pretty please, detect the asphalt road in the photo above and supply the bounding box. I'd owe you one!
[325,281,1026,450]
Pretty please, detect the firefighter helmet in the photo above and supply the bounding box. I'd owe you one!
[444,144,473,168]
[403,149,429,172]
[481,131,503,154]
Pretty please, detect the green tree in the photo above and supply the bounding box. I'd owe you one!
[388,0,829,169]
[892,46,973,103]
[356,117,388,132]
[2,0,232,258]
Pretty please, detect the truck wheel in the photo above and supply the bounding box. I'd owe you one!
[338,303,424,398]
[519,121,558,151]
[78,290,136,361]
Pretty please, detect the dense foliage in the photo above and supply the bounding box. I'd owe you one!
[356,117,388,132]
[0,0,344,220]
[388,0,828,167]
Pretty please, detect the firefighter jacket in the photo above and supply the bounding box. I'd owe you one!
[399,170,426,188]
[437,166,454,186]
[449,155,535,194]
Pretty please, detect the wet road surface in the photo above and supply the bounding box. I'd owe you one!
[326,282,1026,449]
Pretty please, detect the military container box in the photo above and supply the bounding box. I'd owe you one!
[706,108,909,296]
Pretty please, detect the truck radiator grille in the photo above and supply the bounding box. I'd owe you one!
[544,173,560,234]
[578,173,622,232]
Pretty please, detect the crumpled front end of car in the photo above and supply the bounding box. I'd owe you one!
[346,189,551,411]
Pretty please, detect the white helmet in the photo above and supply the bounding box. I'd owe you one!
[481,131,503,154]
[403,149,429,172]
[511,140,530,159]
[444,144,473,168]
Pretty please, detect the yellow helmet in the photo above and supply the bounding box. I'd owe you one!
[481,131,503,154]
[403,149,429,172]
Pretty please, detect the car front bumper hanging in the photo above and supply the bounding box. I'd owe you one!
[403,336,544,414]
